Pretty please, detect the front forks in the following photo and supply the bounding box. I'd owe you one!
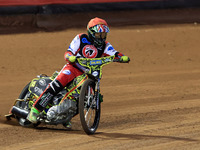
[95,79,100,110]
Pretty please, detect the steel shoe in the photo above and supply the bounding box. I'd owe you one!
[63,121,72,130]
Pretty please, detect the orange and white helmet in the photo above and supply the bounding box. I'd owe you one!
[87,17,109,47]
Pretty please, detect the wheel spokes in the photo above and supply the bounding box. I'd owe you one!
[84,85,96,128]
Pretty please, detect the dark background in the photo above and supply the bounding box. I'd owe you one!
[0,0,200,34]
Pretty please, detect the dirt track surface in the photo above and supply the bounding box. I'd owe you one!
[1,10,200,150]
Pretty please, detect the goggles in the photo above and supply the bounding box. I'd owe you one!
[94,32,107,39]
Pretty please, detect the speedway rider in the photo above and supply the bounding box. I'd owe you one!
[27,17,130,127]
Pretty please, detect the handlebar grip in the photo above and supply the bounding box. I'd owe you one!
[113,59,121,62]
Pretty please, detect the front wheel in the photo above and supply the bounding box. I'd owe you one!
[79,79,101,135]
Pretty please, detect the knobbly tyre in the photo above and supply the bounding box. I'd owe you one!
[5,55,128,135]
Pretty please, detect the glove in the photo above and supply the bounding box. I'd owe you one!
[120,56,130,63]
[68,56,76,63]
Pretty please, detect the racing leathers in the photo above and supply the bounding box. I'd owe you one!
[30,33,128,118]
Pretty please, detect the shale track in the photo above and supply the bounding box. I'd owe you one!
[1,9,200,150]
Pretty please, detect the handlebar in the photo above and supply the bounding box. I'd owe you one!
[74,56,129,79]
[113,59,121,62]
[113,58,129,63]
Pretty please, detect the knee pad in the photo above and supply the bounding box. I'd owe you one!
[47,79,63,95]
[34,79,64,111]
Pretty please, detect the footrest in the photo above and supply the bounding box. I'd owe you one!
[5,113,15,120]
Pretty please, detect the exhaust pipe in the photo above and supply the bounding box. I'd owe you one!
[11,106,29,119]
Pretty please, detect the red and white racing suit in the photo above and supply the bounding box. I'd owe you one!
[57,33,124,86]
[33,33,124,111]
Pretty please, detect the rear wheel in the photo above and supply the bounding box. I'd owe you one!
[79,79,101,135]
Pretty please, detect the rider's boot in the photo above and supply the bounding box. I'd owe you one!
[27,107,40,123]
[27,79,63,123]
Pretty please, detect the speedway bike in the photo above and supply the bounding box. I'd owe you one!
[6,55,122,135]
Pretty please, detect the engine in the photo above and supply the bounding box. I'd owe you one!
[46,99,77,124]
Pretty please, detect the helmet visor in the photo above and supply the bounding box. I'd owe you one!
[95,32,107,39]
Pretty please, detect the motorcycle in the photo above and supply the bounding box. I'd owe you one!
[5,55,125,134]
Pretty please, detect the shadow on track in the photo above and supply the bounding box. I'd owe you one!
[0,118,20,126]
[1,119,85,135]
[93,132,199,142]
[35,126,81,133]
